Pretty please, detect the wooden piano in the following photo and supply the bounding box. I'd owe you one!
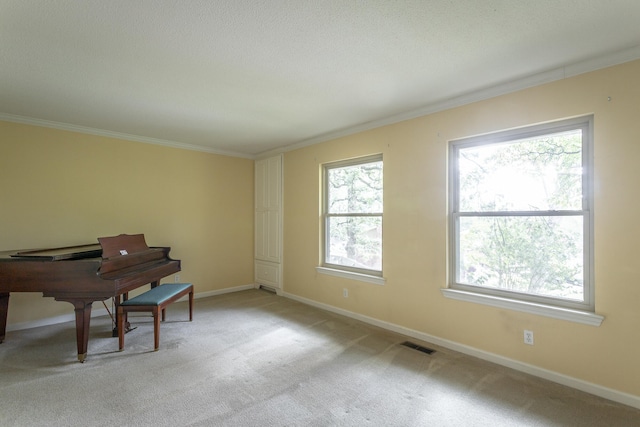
[0,234,181,362]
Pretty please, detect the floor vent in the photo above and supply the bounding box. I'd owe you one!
[400,341,436,355]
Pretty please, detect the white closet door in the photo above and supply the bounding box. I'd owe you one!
[255,155,282,289]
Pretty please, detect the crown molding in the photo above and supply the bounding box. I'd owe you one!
[0,113,255,159]
[4,45,640,160]
[279,45,640,154]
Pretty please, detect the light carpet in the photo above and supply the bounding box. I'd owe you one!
[1,289,639,426]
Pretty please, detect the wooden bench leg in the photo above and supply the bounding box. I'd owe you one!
[118,283,193,352]
[118,306,125,351]
[153,307,160,351]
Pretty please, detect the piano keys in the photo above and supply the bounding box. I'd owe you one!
[0,234,181,362]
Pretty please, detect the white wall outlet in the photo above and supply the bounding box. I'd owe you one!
[174,274,180,283]
[343,288,348,298]
[524,330,534,345]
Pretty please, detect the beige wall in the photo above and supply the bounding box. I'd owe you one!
[0,121,254,325]
[283,59,640,398]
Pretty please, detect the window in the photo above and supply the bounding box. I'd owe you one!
[448,116,594,313]
[322,155,383,278]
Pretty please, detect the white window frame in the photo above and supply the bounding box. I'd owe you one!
[318,154,384,284]
[444,116,603,325]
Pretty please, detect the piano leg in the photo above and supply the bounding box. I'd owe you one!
[55,298,94,362]
[0,293,9,343]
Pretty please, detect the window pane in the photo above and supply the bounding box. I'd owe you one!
[459,130,582,212]
[458,215,584,301]
[327,216,381,270]
[328,161,383,214]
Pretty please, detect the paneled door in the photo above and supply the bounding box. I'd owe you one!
[255,155,282,289]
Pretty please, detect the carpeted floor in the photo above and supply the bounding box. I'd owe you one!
[1,289,639,426]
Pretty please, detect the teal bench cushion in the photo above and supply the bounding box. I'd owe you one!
[121,283,192,306]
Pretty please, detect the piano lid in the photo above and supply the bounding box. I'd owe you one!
[7,234,157,262]
[10,244,103,260]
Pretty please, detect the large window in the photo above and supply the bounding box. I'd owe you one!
[322,154,383,277]
[449,116,593,312]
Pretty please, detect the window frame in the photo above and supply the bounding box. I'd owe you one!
[448,116,595,313]
[321,154,383,279]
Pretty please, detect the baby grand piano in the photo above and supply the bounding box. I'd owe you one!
[0,234,181,362]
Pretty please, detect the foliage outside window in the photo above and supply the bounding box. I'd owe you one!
[323,155,383,276]
[449,117,593,311]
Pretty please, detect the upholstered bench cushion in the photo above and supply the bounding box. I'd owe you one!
[121,283,192,306]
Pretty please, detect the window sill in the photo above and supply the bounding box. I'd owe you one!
[441,288,604,326]
[316,267,386,285]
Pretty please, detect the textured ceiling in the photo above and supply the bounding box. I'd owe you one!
[1,1,640,158]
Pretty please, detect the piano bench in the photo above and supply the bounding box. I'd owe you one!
[117,283,193,352]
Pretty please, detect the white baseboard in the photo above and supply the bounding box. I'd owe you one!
[5,284,256,333]
[281,291,640,410]
[195,284,256,299]
[7,304,111,333]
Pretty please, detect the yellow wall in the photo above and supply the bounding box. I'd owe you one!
[283,59,640,398]
[0,121,254,324]
[2,59,639,401]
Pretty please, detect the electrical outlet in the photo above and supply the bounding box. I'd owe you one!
[524,330,534,345]
[343,288,348,298]
[174,274,180,283]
